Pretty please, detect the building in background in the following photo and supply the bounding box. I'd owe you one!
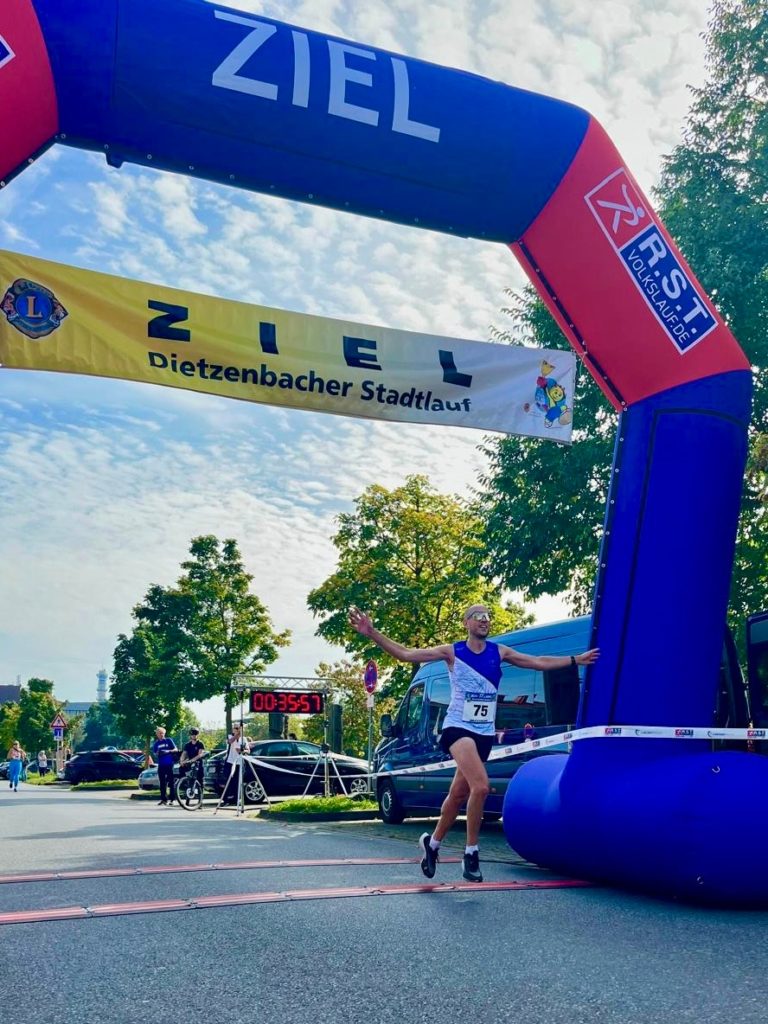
[96,668,108,703]
[0,684,21,705]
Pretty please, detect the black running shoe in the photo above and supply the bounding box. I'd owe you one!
[462,851,483,882]
[419,832,439,878]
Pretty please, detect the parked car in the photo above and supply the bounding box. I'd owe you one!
[0,760,9,780]
[63,750,144,785]
[212,740,369,803]
[204,750,227,791]
[138,755,214,792]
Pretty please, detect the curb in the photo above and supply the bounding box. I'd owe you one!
[73,785,141,792]
[258,810,380,822]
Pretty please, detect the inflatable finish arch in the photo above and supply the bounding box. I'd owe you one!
[3,0,763,903]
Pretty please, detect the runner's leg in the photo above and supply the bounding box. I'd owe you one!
[432,769,470,843]
[448,737,490,848]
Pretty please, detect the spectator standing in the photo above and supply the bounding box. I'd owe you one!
[37,750,49,776]
[223,724,251,805]
[151,727,177,806]
[7,742,25,791]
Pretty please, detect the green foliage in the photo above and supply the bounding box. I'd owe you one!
[479,291,615,611]
[198,727,227,751]
[110,620,187,745]
[177,536,291,724]
[109,535,290,740]
[259,795,376,814]
[0,702,21,754]
[24,773,59,786]
[78,703,126,752]
[301,661,398,757]
[71,779,139,790]
[2,679,67,757]
[653,0,768,640]
[307,475,532,696]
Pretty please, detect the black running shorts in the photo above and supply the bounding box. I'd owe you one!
[439,727,494,763]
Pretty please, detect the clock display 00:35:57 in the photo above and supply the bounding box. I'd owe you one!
[249,689,325,715]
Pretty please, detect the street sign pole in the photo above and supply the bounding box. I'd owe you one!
[50,714,67,776]
[364,661,378,793]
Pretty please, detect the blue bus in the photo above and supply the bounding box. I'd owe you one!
[372,613,764,824]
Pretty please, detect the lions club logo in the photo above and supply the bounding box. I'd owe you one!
[1,278,68,339]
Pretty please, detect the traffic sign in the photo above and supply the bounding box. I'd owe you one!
[52,726,64,740]
[364,660,378,693]
[50,713,67,729]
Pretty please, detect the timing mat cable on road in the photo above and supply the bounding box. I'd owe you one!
[0,855,466,886]
[0,877,593,926]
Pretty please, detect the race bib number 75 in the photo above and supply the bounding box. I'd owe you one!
[462,693,497,724]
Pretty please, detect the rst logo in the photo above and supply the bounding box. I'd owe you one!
[0,34,15,71]
[748,729,766,738]
[585,169,717,353]
[675,729,694,737]
[604,727,622,736]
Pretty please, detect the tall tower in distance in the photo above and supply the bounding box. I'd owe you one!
[96,668,108,703]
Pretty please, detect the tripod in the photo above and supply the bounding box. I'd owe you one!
[301,743,349,798]
[213,686,269,816]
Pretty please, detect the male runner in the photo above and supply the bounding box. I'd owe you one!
[349,604,599,882]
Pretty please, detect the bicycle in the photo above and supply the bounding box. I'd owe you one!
[175,762,204,811]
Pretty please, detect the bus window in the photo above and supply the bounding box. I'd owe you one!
[427,674,450,737]
[403,683,425,736]
[747,612,768,727]
[497,667,547,729]
[543,663,581,726]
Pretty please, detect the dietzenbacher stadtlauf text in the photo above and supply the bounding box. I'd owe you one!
[148,351,474,411]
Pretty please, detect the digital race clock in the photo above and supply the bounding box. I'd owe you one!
[249,689,325,715]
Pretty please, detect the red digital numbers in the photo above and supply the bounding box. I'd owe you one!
[249,690,324,715]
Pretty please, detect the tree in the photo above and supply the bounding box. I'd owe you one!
[15,678,65,756]
[176,536,291,731]
[302,661,398,758]
[0,701,21,754]
[109,536,290,739]
[654,0,768,638]
[79,703,126,751]
[479,0,768,627]
[479,291,615,612]
[110,621,187,751]
[307,475,532,697]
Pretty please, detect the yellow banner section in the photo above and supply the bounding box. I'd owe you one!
[0,250,576,439]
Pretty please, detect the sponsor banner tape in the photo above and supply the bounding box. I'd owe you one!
[235,727,767,784]
[376,724,768,778]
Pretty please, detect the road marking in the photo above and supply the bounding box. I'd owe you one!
[0,855,464,885]
[0,878,594,926]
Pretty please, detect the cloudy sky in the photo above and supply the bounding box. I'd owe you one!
[0,0,710,722]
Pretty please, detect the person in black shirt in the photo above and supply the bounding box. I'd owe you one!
[180,729,206,784]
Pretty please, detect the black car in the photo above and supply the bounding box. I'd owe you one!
[212,740,369,803]
[63,750,144,785]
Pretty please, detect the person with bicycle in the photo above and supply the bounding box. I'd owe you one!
[179,729,206,785]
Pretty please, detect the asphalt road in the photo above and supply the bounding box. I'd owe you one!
[2,785,768,1024]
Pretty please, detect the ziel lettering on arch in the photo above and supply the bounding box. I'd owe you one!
[211,10,441,143]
